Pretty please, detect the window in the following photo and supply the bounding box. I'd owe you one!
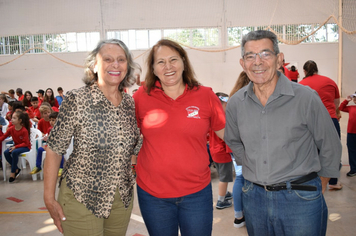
[0,32,100,55]
[228,23,338,45]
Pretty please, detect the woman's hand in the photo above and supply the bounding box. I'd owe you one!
[9,146,15,152]
[44,198,66,233]
[346,95,352,102]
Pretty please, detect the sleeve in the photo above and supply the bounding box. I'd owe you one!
[27,109,35,119]
[224,98,245,165]
[54,98,60,108]
[0,128,11,143]
[47,90,78,155]
[208,89,225,131]
[306,91,342,178]
[339,99,350,113]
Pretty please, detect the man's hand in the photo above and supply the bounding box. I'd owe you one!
[319,176,330,194]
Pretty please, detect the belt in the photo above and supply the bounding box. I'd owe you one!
[253,172,318,191]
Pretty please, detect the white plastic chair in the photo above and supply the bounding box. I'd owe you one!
[19,128,42,181]
[2,136,12,181]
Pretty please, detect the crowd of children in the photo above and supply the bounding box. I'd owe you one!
[0,87,64,183]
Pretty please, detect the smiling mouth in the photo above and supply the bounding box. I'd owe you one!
[165,72,176,76]
[253,70,265,74]
[109,71,121,75]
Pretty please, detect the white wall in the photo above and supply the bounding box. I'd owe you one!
[0,0,354,97]
[0,42,339,97]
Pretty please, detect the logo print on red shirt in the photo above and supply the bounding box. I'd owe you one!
[186,106,200,119]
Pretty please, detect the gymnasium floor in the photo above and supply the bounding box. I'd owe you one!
[0,112,355,236]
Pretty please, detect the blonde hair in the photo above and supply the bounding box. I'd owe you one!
[39,102,52,114]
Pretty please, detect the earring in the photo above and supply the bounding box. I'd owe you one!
[93,67,97,74]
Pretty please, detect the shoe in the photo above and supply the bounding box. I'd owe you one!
[58,168,63,177]
[9,177,15,183]
[234,216,246,228]
[225,191,233,200]
[30,167,41,175]
[329,183,343,190]
[216,199,232,209]
[347,171,356,177]
[15,169,21,178]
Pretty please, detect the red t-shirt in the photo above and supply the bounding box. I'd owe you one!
[289,70,299,81]
[37,118,51,134]
[209,129,231,163]
[29,106,41,119]
[0,126,31,149]
[299,74,340,118]
[18,95,24,101]
[339,99,356,134]
[134,83,225,198]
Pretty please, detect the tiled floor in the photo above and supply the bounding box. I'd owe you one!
[0,112,355,236]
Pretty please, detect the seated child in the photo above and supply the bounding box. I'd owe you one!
[30,111,64,177]
[6,101,14,121]
[29,97,41,123]
[37,102,52,134]
[0,111,31,182]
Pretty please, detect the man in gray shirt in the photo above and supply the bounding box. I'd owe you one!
[224,30,341,236]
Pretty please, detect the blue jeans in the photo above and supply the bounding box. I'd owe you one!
[137,183,213,236]
[36,147,64,168]
[347,133,356,172]
[232,154,244,218]
[4,147,30,173]
[242,177,327,236]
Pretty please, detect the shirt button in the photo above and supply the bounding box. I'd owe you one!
[262,111,266,114]
[263,161,267,164]
[262,136,266,139]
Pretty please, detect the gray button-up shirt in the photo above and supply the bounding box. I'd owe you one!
[225,73,341,185]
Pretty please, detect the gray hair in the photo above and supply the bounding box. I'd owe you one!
[83,39,140,92]
[241,30,280,57]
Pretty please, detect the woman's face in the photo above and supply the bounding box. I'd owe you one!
[25,93,32,100]
[153,46,184,90]
[46,89,53,97]
[94,44,128,88]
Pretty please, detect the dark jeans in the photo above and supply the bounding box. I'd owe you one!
[347,133,356,172]
[137,183,213,236]
[4,147,30,173]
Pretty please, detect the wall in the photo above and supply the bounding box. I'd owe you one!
[0,42,339,97]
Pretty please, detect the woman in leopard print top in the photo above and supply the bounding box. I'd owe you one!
[44,39,142,235]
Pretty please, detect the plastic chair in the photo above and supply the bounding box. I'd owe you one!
[2,136,12,181]
[19,128,42,181]
[2,119,9,133]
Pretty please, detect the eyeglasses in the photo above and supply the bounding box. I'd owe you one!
[243,50,277,61]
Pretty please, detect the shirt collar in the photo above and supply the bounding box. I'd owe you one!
[90,82,130,108]
[243,71,294,100]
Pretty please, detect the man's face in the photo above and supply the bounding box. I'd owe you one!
[240,38,283,87]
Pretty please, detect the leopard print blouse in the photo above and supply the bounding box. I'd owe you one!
[47,83,142,218]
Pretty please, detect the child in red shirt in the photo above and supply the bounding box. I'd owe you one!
[0,111,31,182]
[209,92,234,210]
[29,97,41,123]
[339,93,356,177]
[30,112,64,177]
[37,103,52,134]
